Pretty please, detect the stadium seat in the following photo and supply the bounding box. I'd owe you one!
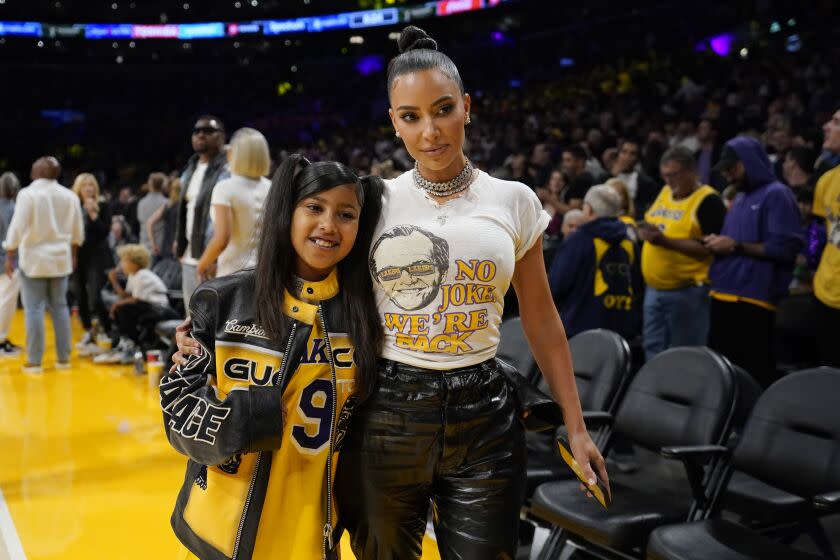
[647,367,840,560]
[531,347,739,559]
[525,329,633,495]
[497,317,539,382]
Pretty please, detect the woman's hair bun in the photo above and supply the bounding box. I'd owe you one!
[398,25,438,53]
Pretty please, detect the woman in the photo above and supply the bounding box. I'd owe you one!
[339,26,605,558]
[146,176,181,261]
[175,26,607,559]
[162,157,384,559]
[538,169,570,235]
[70,173,114,354]
[196,127,272,280]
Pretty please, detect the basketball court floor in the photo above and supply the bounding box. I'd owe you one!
[0,310,440,559]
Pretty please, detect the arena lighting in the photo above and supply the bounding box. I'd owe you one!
[0,0,511,39]
[349,35,364,44]
[708,33,734,57]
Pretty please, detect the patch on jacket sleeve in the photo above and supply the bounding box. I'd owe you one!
[194,464,208,490]
[333,394,358,452]
[218,453,242,475]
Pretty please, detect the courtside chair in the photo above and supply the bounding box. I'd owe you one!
[531,346,739,560]
[646,367,840,560]
[526,329,633,495]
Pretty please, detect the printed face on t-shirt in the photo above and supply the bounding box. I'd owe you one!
[371,227,449,311]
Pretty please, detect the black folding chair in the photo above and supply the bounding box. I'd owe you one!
[526,329,633,495]
[647,367,840,560]
[531,346,739,560]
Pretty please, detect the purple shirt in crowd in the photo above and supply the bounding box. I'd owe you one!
[709,136,802,306]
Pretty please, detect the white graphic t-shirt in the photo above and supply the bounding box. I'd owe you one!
[371,170,550,369]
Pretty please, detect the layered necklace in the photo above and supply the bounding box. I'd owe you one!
[413,159,475,197]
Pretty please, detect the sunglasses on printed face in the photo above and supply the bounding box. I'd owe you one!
[377,262,437,282]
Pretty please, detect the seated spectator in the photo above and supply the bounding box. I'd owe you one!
[94,244,177,364]
[790,187,827,291]
[705,137,802,386]
[561,144,597,210]
[605,177,637,229]
[695,118,725,190]
[108,214,134,261]
[783,145,817,190]
[610,138,660,219]
[561,209,585,239]
[548,185,641,341]
[638,146,726,361]
[538,169,570,235]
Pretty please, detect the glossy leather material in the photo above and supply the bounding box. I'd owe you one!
[336,358,526,560]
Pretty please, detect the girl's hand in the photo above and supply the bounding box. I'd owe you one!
[568,430,610,501]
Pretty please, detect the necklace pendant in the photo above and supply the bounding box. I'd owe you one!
[436,214,449,226]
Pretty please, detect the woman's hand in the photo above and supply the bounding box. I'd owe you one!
[568,430,610,500]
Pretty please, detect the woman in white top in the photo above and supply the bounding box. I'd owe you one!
[196,127,271,280]
[334,26,607,559]
[174,27,607,559]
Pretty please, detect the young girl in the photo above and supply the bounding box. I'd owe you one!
[160,156,383,560]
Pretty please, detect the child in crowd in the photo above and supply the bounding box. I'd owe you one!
[94,244,177,364]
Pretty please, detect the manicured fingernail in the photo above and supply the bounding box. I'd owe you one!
[589,479,595,485]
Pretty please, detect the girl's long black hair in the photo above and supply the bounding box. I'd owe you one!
[254,154,384,402]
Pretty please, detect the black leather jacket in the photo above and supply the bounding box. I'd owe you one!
[176,152,229,260]
[160,270,351,559]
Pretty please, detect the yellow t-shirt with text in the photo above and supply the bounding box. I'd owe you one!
[642,185,719,290]
[813,166,840,309]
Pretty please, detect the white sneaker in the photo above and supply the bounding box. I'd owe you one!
[56,361,72,370]
[93,350,123,364]
[75,331,92,350]
[22,363,43,374]
[78,342,104,357]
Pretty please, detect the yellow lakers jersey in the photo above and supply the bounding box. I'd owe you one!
[166,269,356,560]
[642,185,719,290]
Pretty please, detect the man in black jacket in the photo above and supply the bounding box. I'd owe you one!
[175,115,229,311]
[610,138,660,219]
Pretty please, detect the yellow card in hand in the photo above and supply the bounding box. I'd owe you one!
[555,436,612,508]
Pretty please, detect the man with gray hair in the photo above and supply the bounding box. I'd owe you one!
[548,184,641,340]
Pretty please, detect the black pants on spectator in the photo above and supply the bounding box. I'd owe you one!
[815,296,840,368]
[114,301,178,348]
[72,263,110,331]
[708,299,777,388]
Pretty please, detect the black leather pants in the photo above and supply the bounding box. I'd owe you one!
[336,358,526,560]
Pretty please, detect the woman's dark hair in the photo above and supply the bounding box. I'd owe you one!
[255,154,384,402]
[386,26,464,99]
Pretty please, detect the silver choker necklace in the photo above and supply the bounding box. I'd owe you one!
[413,160,474,197]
